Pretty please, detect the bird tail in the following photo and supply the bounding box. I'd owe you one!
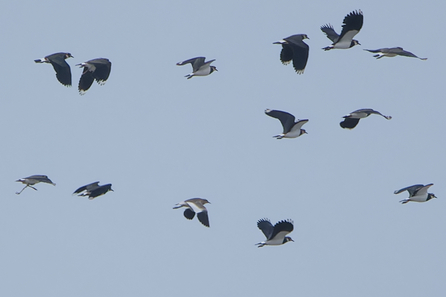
[399,199,409,204]
[255,242,266,248]
[322,46,333,51]
[185,74,194,79]
[273,134,284,139]
[34,58,45,63]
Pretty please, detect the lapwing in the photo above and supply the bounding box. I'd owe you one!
[173,198,210,227]
[364,47,427,60]
[265,109,308,139]
[256,218,294,247]
[340,108,391,129]
[15,175,56,195]
[34,52,73,86]
[321,10,363,51]
[273,34,309,74]
[176,57,217,79]
[73,182,113,200]
[76,58,112,94]
[394,184,436,204]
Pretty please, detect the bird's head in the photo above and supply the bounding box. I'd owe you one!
[428,193,437,200]
[65,53,74,59]
[211,66,218,72]
[302,34,309,40]
[202,199,211,205]
[104,184,114,192]
[284,237,294,244]
[301,129,308,135]
[351,40,361,47]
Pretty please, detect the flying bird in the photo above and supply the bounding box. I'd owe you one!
[35,52,73,86]
[364,47,427,60]
[273,34,309,74]
[394,184,436,204]
[176,57,217,79]
[340,108,391,129]
[173,198,211,227]
[15,175,56,195]
[256,218,294,247]
[321,10,363,51]
[265,109,308,139]
[76,58,112,94]
[73,182,113,200]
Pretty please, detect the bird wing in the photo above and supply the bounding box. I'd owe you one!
[89,59,112,83]
[270,220,294,240]
[265,109,296,133]
[394,184,425,196]
[186,199,208,213]
[48,55,72,86]
[78,69,95,93]
[387,47,425,59]
[289,119,309,133]
[176,57,206,72]
[197,211,210,227]
[337,10,363,43]
[279,44,294,64]
[320,24,339,42]
[183,208,195,220]
[73,182,100,195]
[340,118,360,129]
[364,48,386,53]
[257,218,274,239]
[24,175,55,185]
[414,184,434,196]
[286,39,309,74]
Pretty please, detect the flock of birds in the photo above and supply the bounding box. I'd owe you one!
[24,9,434,247]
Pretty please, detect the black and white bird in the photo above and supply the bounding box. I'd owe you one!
[265,109,308,139]
[340,108,392,129]
[321,10,363,51]
[273,34,309,74]
[76,58,112,94]
[173,198,210,227]
[34,52,73,86]
[394,184,436,204]
[364,47,427,60]
[176,57,217,79]
[73,182,113,200]
[15,175,56,195]
[256,218,294,247]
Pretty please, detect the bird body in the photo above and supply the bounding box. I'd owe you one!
[176,57,217,79]
[173,198,210,227]
[35,52,73,86]
[364,47,427,60]
[73,182,113,200]
[15,175,56,194]
[265,109,308,139]
[256,218,294,247]
[273,34,309,74]
[340,108,391,129]
[321,10,363,50]
[76,58,112,94]
[394,184,436,204]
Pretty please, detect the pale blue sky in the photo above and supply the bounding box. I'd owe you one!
[0,0,445,296]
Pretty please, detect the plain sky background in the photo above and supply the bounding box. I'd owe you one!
[0,0,445,296]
